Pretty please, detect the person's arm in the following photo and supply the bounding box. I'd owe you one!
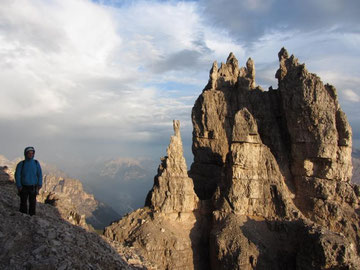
[15,162,23,191]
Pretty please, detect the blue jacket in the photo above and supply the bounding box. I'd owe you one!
[15,158,43,188]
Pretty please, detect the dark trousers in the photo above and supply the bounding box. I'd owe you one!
[19,186,37,215]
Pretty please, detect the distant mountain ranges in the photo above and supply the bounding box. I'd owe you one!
[1,148,359,229]
[78,157,156,216]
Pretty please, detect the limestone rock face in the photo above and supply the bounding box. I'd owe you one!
[105,121,207,270]
[210,215,359,270]
[191,52,289,200]
[213,108,298,220]
[38,176,97,229]
[145,120,199,214]
[274,50,358,245]
[191,48,360,269]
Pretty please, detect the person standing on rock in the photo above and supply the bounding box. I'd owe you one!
[15,146,43,216]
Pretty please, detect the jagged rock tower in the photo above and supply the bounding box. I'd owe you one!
[105,49,360,269]
[191,48,359,269]
[105,121,206,269]
[145,120,199,214]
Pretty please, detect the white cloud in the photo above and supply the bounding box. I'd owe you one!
[0,0,244,128]
[200,0,360,43]
[0,0,123,118]
[344,89,360,103]
[1,0,360,166]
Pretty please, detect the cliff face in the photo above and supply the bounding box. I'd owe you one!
[192,48,359,269]
[105,49,360,269]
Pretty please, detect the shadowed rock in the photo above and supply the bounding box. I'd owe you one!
[106,49,360,269]
[191,48,360,269]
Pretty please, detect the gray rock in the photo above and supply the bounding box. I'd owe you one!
[106,48,360,269]
[105,121,208,269]
[191,48,360,269]
[0,166,146,270]
[145,120,199,213]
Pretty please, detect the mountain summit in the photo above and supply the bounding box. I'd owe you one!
[105,48,360,269]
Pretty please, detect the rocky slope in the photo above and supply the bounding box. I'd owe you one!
[105,49,360,269]
[0,166,150,270]
[0,156,120,229]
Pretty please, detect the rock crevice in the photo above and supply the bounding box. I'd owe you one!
[105,48,360,269]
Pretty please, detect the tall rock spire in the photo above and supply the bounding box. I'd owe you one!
[145,120,199,213]
[105,121,204,270]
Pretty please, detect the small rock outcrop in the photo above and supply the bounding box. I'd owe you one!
[39,174,120,229]
[0,155,120,229]
[106,49,360,269]
[0,166,147,270]
[105,121,208,269]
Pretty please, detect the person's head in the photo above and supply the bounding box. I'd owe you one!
[24,146,35,160]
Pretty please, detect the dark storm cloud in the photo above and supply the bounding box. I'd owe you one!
[150,34,213,73]
[152,49,203,73]
[200,0,360,44]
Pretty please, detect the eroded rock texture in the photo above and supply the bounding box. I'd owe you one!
[145,120,199,214]
[106,49,360,269]
[105,121,208,270]
[213,108,299,219]
[192,48,360,269]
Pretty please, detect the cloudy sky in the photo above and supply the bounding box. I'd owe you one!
[1,0,360,174]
